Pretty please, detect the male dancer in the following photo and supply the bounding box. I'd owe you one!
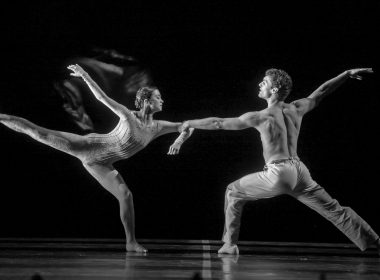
[182,68,380,255]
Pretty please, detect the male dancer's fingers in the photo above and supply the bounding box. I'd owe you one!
[357,68,373,74]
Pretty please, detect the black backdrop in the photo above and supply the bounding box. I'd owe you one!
[0,1,379,244]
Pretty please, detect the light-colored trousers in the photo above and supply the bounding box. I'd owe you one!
[222,157,379,251]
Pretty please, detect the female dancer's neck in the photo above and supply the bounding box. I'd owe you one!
[137,109,154,124]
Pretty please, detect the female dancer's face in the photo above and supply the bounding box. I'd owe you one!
[149,90,164,112]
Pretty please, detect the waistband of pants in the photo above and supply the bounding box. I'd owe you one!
[265,156,300,167]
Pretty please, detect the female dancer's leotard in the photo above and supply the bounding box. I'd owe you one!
[80,112,159,165]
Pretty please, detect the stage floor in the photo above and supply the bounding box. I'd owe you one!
[0,238,379,280]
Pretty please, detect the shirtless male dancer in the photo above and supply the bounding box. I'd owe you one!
[182,67,380,255]
[0,64,193,252]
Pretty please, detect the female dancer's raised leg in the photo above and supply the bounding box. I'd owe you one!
[83,163,147,253]
[0,114,85,156]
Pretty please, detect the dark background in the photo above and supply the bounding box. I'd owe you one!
[0,1,379,245]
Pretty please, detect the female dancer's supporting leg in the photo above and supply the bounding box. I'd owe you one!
[0,113,146,252]
[83,163,146,252]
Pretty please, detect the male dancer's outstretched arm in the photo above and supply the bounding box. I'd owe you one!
[182,68,373,131]
[182,112,261,131]
[291,68,373,116]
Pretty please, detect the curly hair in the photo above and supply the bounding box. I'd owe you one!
[265,69,293,100]
[134,86,158,109]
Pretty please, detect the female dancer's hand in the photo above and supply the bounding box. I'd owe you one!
[67,64,87,77]
[168,142,181,155]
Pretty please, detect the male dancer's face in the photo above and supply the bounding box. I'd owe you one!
[258,76,274,100]
[149,90,164,112]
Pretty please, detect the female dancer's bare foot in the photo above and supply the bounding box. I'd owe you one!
[0,113,10,120]
[218,243,239,255]
[126,242,148,253]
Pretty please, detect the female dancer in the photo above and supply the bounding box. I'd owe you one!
[0,64,193,252]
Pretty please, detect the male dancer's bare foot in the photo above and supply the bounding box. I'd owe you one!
[218,243,239,255]
[126,242,148,253]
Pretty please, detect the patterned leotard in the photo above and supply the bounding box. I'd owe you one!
[81,112,159,165]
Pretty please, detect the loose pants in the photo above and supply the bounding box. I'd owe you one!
[222,157,379,251]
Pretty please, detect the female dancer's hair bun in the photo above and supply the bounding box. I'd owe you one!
[135,86,158,109]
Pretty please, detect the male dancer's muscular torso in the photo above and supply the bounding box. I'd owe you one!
[254,103,302,163]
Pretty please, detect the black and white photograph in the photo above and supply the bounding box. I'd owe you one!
[0,1,379,279]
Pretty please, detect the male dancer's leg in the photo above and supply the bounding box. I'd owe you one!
[219,169,287,254]
[83,163,147,253]
[293,185,379,251]
[219,186,247,254]
[292,161,379,251]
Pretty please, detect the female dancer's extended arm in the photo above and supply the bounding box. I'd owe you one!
[168,125,194,155]
[67,64,131,119]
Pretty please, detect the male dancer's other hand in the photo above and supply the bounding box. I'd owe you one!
[67,64,87,77]
[180,121,190,132]
[346,68,373,80]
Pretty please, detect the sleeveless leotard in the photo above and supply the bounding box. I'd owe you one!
[82,112,158,164]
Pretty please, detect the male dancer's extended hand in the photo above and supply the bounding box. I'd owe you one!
[346,68,373,80]
[181,121,190,132]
